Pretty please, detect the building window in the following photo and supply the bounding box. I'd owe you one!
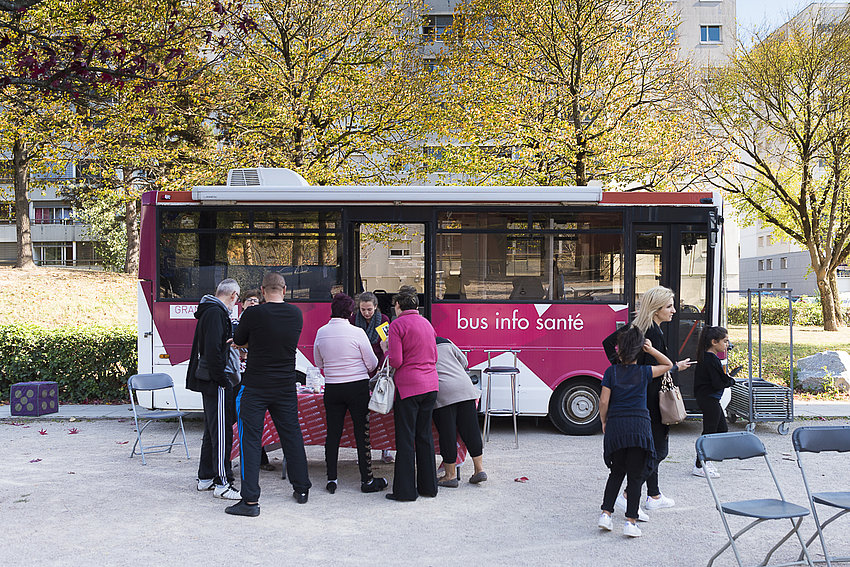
[766,259,773,270]
[781,282,787,288]
[766,234,773,245]
[766,282,773,289]
[780,256,788,269]
[33,206,73,225]
[422,15,455,42]
[700,25,722,43]
[758,236,764,247]
[389,248,411,258]
[758,283,764,288]
[0,202,15,223]
[33,241,74,266]
[758,260,764,271]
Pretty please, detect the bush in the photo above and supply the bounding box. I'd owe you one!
[727,298,848,326]
[0,324,136,403]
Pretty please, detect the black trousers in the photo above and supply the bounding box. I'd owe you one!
[392,391,438,500]
[695,394,728,467]
[645,420,669,497]
[236,384,311,501]
[602,447,646,520]
[323,379,373,483]
[198,381,235,485]
[432,399,483,464]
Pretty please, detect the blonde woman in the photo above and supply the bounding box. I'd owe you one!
[602,286,694,518]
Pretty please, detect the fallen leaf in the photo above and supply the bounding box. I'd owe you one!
[514,476,529,483]
[115,441,129,445]
[38,428,47,435]
[29,458,42,463]
[69,417,76,422]
[68,471,75,475]
[68,428,79,434]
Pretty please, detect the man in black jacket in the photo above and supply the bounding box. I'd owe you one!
[187,278,242,500]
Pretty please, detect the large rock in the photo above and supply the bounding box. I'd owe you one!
[797,351,850,393]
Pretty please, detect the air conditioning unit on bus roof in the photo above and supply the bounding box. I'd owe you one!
[227,168,309,187]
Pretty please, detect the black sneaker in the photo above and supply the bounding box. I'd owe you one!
[225,500,259,517]
[326,481,337,494]
[361,477,388,493]
[293,490,309,504]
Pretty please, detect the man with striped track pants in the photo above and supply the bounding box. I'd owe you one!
[186,278,242,501]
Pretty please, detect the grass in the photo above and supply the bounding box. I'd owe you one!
[0,266,137,327]
[727,325,850,400]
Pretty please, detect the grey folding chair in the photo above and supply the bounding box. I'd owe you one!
[792,426,850,567]
[128,373,190,465]
[696,431,813,567]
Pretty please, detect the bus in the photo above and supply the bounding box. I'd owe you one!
[137,168,725,435]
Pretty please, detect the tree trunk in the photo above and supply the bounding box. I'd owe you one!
[124,197,140,276]
[12,138,35,269]
[817,272,840,331]
[828,270,845,326]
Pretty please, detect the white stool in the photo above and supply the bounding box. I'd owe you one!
[482,349,520,449]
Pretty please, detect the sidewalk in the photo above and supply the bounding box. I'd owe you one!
[2,400,849,419]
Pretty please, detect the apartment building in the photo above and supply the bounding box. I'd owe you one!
[0,162,100,267]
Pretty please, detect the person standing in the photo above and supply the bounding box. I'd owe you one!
[432,337,487,487]
[186,278,242,501]
[598,327,673,538]
[384,292,440,501]
[692,326,734,478]
[602,286,694,515]
[226,272,312,517]
[314,293,387,494]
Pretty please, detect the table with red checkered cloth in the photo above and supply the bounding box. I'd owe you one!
[231,392,467,461]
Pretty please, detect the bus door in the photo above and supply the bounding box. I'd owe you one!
[631,223,710,410]
[349,218,430,319]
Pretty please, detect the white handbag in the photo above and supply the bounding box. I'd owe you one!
[368,359,395,414]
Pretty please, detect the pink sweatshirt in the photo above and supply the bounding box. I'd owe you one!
[313,318,379,384]
[387,310,439,399]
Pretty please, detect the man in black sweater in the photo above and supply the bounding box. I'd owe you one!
[186,278,242,501]
[226,272,312,517]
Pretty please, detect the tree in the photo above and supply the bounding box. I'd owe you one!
[694,8,850,330]
[430,0,718,188]
[0,87,81,268]
[211,0,431,184]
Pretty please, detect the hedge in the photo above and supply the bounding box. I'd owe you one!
[0,324,136,404]
[727,299,850,327]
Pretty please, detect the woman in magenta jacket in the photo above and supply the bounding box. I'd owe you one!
[383,291,439,501]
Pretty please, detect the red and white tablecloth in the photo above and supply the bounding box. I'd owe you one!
[231,392,467,461]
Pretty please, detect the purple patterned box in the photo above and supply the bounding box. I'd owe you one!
[11,382,59,416]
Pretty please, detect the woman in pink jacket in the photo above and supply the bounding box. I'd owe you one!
[383,291,439,501]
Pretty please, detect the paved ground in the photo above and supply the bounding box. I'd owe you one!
[2,410,849,566]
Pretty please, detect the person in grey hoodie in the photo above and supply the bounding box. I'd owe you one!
[187,278,242,500]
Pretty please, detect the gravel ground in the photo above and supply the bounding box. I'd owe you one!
[2,416,847,567]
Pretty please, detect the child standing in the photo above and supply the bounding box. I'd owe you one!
[598,326,673,538]
[692,326,735,478]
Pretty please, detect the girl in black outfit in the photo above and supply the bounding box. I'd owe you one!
[692,326,734,478]
[602,286,694,516]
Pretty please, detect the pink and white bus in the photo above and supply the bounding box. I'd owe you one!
[138,168,725,434]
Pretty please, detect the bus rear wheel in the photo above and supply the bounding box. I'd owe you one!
[548,378,602,435]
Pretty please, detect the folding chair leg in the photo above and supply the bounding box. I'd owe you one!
[759,516,812,567]
[798,509,850,566]
[708,517,764,567]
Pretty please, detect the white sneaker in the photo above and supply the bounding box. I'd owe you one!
[197,478,214,491]
[706,463,720,478]
[644,493,675,510]
[692,464,719,478]
[598,512,613,531]
[623,521,642,538]
[214,484,241,500]
[615,493,649,522]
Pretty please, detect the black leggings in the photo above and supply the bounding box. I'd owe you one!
[602,447,646,520]
[323,379,373,483]
[695,394,728,467]
[432,399,483,464]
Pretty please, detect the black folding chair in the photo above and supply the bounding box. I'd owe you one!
[128,373,190,465]
[696,431,814,567]
[792,426,850,567]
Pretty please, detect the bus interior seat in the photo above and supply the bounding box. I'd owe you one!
[372,290,393,318]
[509,277,546,300]
[443,275,464,300]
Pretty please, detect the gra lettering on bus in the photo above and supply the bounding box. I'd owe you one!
[169,304,198,319]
